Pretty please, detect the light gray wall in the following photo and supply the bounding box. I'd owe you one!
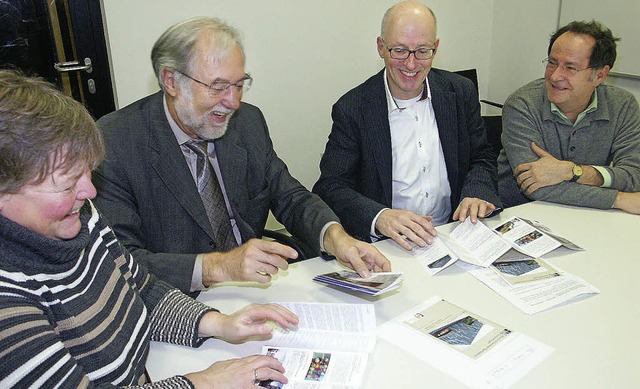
[101,1,639,229]
[101,0,495,191]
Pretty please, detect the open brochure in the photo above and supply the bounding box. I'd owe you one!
[413,216,583,274]
[377,296,553,388]
[312,271,404,296]
[257,302,375,388]
[457,261,600,314]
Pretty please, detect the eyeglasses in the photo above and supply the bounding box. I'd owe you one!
[383,40,436,61]
[176,70,253,95]
[542,58,593,76]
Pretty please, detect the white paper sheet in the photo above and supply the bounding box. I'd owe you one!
[377,296,553,388]
[458,262,600,314]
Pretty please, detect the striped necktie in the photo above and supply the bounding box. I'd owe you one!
[185,139,237,251]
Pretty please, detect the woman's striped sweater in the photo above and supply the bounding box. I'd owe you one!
[0,201,214,388]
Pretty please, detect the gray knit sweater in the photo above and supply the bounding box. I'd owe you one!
[498,78,640,209]
[0,200,214,388]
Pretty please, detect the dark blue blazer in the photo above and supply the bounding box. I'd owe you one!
[313,68,501,241]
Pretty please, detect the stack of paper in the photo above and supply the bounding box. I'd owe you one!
[312,270,404,296]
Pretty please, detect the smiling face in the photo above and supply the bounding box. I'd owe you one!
[545,32,609,122]
[377,6,439,100]
[0,163,96,240]
[165,33,246,140]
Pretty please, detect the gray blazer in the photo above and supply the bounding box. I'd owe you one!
[94,91,338,293]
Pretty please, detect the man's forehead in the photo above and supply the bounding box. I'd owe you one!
[551,32,594,61]
[192,44,246,79]
[385,21,436,45]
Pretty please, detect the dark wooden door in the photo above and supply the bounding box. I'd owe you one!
[0,0,115,119]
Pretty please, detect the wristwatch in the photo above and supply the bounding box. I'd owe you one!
[570,164,583,182]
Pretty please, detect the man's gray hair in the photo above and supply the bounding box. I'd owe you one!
[151,17,244,90]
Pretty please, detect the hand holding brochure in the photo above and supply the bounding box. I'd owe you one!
[258,302,375,388]
[312,271,404,296]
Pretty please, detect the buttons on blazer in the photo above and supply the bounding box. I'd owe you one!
[209,240,216,249]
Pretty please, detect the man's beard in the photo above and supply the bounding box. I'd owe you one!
[174,90,234,140]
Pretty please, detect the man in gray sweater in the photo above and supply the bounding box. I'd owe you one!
[498,20,640,214]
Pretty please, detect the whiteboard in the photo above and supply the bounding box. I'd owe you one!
[559,0,640,77]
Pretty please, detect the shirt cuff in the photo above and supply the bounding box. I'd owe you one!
[191,254,205,292]
[593,165,612,187]
[319,221,340,253]
[370,208,389,240]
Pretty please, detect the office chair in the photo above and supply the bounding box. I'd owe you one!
[453,69,504,155]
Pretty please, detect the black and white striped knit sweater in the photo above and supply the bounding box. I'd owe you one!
[0,200,215,388]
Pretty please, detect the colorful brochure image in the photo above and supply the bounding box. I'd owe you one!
[258,346,366,388]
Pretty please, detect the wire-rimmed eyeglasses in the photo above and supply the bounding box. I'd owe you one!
[176,70,253,95]
[542,58,594,76]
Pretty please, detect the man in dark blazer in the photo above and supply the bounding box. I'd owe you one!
[94,17,390,294]
[313,1,501,251]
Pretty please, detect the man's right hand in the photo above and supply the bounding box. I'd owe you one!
[202,239,297,285]
[375,209,437,250]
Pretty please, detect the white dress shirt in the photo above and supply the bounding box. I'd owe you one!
[371,70,452,237]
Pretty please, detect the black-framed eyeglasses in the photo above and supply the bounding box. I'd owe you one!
[542,58,594,76]
[383,39,436,60]
[176,70,253,95]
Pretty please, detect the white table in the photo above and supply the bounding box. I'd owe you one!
[146,201,640,388]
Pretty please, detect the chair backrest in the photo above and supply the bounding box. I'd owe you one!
[453,68,503,155]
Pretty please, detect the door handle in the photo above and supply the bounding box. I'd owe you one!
[54,57,93,74]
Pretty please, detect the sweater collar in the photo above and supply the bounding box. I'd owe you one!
[0,201,93,266]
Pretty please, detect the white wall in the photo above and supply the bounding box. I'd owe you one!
[101,1,639,231]
[101,0,495,191]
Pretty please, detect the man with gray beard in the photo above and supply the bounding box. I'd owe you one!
[94,17,390,295]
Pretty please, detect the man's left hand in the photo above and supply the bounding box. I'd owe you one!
[514,142,573,195]
[323,224,391,278]
[453,197,497,223]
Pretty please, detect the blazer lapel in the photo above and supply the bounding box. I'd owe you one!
[147,95,215,240]
[429,73,459,194]
[364,71,393,206]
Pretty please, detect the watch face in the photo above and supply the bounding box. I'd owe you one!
[573,165,583,175]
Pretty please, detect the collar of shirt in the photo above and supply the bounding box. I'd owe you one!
[163,95,195,146]
[550,89,598,126]
[383,69,431,114]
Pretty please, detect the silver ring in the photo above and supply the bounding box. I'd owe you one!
[254,368,258,382]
